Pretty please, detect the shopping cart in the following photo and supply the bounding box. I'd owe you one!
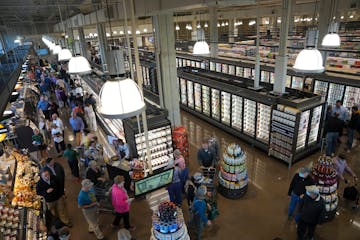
[200,166,217,197]
[94,180,114,213]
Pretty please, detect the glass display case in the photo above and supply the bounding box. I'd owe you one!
[314,80,328,102]
[231,95,243,130]
[202,85,210,116]
[256,103,271,143]
[180,78,187,105]
[211,89,220,121]
[236,66,244,77]
[221,91,231,125]
[343,86,360,110]
[308,105,323,145]
[243,99,256,136]
[187,80,194,109]
[327,83,345,106]
[296,110,310,151]
[194,83,202,112]
[292,76,304,90]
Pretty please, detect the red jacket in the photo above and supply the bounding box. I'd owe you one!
[111,183,130,213]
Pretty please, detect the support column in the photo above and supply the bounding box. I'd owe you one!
[78,27,88,59]
[228,18,234,43]
[96,23,109,72]
[318,0,333,48]
[153,13,181,126]
[209,7,218,58]
[273,0,292,94]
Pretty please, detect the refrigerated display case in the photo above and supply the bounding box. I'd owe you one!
[180,78,187,105]
[327,83,345,106]
[343,86,360,109]
[202,85,210,116]
[314,80,328,101]
[187,80,194,109]
[194,83,202,112]
[178,67,325,164]
[221,91,231,125]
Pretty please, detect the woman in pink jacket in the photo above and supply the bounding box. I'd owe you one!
[111,175,135,231]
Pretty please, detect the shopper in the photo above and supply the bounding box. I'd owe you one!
[332,100,349,122]
[184,176,197,206]
[32,128,47,159]
[51,123,65,155]
[36,169,71,227]
[43,157,65,191]
[47,99,59,118]
[197,140,215,167]
[63,144,80,181]
[192,185,211,240]
[346,106,360,152]
[114,139,131,161]
[38,116,51,145]
[52,113,64,138]
[167,163,182,206]
[334,154,357,185]
[37,95,49,119]
[111,175,135,231]
[84,140,103,164]
[297,185,325,240]
[174,149,188,191]
[86,160,105,186]
[84,102,97,132]
[69,111,85,146]
[325,112,343,156]
[287,167,314,221]
[78,179,104,240]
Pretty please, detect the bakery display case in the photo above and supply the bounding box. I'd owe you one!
[178,67,325,164]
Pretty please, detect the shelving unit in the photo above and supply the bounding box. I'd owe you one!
[178,67,325,164]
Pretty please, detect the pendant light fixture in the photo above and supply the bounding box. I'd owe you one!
[98,77,145,119]
[193,12,210,55]
[68,56,92,74]
[321,0,340,47]
[56,1,73,61]
[293,0,324,73]
[58,49,72,61]
[52,45,62,55]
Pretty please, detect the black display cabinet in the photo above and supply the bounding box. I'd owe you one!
[178,67,325,165]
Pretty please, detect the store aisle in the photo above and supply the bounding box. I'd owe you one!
[57,110,360,240]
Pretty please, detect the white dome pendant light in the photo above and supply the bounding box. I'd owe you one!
[193,12,210,55]
[322,21,341,47]
[58,48,72,61]
[294,29,324,73]
[98,77,146,119]
[68,56,92,74]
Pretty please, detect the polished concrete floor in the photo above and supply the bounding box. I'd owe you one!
[55,110,360,240]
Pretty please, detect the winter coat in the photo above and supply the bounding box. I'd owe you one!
[111,183,130,213]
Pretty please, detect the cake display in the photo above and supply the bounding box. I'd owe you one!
[218,143,248,199]
[150,201,190,240]
[311,155,338,221]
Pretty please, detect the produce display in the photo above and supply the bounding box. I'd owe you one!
[150,201,189,240]
[312,155,338,221]
[11,151,41,210]
[218,143,248,199]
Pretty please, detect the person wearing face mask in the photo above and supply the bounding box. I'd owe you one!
[297,185,325,240]
[111,175,135,231]
[287,167,314,221]
[197,140,214,168]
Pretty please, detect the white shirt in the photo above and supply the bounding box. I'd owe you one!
[53,118,64,132]
[51,127,63,143]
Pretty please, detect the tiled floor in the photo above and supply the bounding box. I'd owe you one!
[56,110,360,240]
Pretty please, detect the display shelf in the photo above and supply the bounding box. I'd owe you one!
[343,86,360,109]
[180,78,187,105]
[218,144,248,199]
[314,80,329,102]
[186,80,194,109]
[312,156,338,222]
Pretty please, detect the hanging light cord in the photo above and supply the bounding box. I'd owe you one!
[106,0,113,42]
[312,0,319,27]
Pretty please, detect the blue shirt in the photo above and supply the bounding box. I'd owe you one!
[78,189,97,207]
[37,100,49,111]
[69,116,84,131]
[117,144,130,159]
[332,106,349,121]
[193,198,208,223]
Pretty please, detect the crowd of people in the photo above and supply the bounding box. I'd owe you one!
[31,60,135,240]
